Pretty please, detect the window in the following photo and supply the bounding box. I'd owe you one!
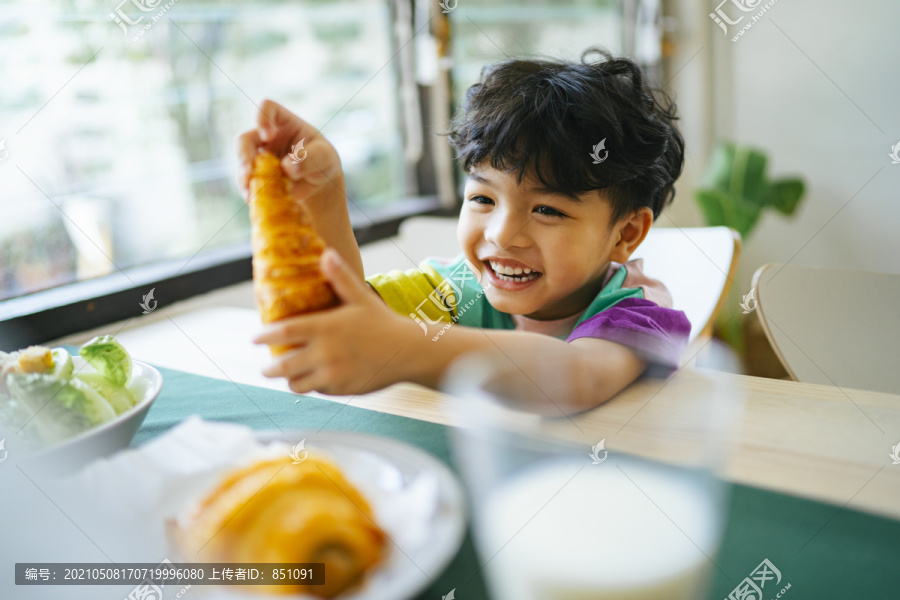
[0,0,638,347]
[0,0,413,304]
[446,0,624,194]
[450,0,623,107]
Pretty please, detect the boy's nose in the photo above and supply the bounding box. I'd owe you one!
[484,211,529,249]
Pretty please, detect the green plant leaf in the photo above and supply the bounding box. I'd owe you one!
[699,143,737,191]
[733,199,763,239]
[695,188,763,238]
[700,142,768,205]
[695,189,729,228]
[695,141,806,240]
[767,178,805,215]
[730,146,768,206]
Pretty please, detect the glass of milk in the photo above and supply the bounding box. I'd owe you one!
[443,343,741,600]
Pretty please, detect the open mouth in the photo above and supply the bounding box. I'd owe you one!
[485,260,542,283]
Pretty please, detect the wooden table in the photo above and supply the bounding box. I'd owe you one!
[53,305,900,521]
[357,364,900,523]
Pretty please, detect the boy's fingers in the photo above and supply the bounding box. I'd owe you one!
[280,146,311,181]
[280,137,336,185]
[288,371,320,395]
[262,345,312,378]
[257,99,289,140]
[321,249,369,304]
[252,315,316,346]
[257,98,311,150]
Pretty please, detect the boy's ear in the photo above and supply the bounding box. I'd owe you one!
[609,207,653,263]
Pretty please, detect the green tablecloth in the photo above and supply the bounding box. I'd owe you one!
[134,366,900,600]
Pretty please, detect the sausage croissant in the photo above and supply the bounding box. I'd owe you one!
[248,151,339,355]
[173,456,386,598]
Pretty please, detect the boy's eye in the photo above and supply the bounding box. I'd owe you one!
[534,205,567,218]
[469,195,494,205]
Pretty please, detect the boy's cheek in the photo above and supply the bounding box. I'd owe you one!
[456,211,480,247]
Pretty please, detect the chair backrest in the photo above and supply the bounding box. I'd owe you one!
[752,263,900,394]
[398,216,741,343]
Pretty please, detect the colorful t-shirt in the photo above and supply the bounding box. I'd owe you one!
[366,254,691,372]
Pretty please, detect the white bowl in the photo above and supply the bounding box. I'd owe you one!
[20,357,163,477]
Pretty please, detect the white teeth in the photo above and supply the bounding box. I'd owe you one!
[495,272,539,282]
[489,260,536,277]
[487,260,541,283]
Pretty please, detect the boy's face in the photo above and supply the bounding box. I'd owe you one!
[458,165,637,320]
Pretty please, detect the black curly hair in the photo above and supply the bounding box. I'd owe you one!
[448,48,685,224]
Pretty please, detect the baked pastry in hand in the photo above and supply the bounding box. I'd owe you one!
[249,151,339,355]
[174,455,386,598]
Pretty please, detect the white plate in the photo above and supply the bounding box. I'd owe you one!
[178,428,467,600]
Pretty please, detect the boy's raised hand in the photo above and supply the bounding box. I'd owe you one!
[252,249,420,396]
[236,98,365,278]
[235,99,343,202]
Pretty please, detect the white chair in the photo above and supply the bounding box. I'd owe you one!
[398,216,741,342]
[752,263,900,394]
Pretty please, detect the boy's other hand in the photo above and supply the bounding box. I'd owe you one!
[252,249,418,396]
[235,98,343,202]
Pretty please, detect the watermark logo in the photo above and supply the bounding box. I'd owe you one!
[289,439,308,464]
[439,0,458,14]
[409,259,486,340]
[0,138,8,162]
[110,0,180,41]
[710,0,781,42]
[442,589,456,600]
[725,558,790,600]
[110,0,161,34]
[589,139,608,164]
[139,287,157,314]
[890,442,900,465]
[588,439,608,464]
[289,138,307,164]
[889,141,900,165]
[126,558,190,600]
[127,579,163,600]
[709,0,758,35]
[740,287,757,314]
[0,438,7,464]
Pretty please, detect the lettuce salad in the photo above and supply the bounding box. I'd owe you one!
[0,336,138,446]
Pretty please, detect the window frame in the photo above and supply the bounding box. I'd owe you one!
[0,198,459,350]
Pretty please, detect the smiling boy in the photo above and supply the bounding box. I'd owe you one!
[237,50,690,415]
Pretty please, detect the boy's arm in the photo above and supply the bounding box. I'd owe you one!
[236,99,364,279]
[402,325,647,415]
[255,250,646,414]
[298,173,363,280]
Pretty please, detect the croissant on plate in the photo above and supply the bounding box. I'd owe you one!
[173,455,386,598]
[248,151,339,356]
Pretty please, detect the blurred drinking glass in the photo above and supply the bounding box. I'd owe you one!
[443,341,742,600]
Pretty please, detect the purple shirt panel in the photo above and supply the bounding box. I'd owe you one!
[566,297,692,376]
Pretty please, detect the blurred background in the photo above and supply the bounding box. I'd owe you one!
[1,0,897,373]
[0,0,621,298]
